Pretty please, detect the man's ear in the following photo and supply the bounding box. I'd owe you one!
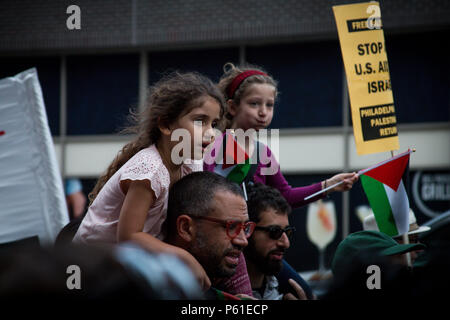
[177,215,195,242]
[227,99,238,117]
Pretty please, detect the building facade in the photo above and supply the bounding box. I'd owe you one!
[1,0,449,271]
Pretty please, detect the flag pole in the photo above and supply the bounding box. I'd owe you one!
[304,180,345,200]
[304,148,415,201]
[402,225,412,267]
[390,150,412,268]
[242,182,248,201]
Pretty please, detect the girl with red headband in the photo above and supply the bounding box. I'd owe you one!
[212,62,358,201]
[204,63,358,298]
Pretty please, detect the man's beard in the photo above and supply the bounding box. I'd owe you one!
[245,240,284,276]
[191,231,240,279]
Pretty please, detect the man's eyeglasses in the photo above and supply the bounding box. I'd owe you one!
[255,225,296,240]
[188,215,256,239]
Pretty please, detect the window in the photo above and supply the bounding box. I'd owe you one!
[148,47,239,85]
[67,54,139,135]
[0,56,60,135]
[246,41,343,129]
[387,30,450,123]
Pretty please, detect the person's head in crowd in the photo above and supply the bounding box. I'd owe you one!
[0,243,203,299]
[217,62,278,131]
[325,240,450,300]
[327,231,426,300]
[324,250,411,300]
[166,171,255,280]
[88,72,225,205]
[332,230,426,278]
[244,184,294,285]
[363,209,430,263]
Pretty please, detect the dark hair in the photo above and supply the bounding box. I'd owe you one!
[246,183,291,223]
[89,72,225,205]
[166,172,244,235]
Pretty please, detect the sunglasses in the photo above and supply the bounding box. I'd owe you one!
[255,225,296,240]
[188,215,256,240]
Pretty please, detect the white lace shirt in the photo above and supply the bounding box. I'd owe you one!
[73,144,202,244]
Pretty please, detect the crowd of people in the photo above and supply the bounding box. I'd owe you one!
[1,64,446,300]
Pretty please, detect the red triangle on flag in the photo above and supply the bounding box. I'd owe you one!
[222,133,249,169]
[364,153,409,191]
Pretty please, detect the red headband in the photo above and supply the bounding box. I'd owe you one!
[227,70,268,99]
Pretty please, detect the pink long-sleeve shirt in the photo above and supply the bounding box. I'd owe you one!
[204,141,325,208]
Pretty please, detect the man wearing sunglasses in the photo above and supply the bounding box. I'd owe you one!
[245,183,307,300]
[166,171,255,296]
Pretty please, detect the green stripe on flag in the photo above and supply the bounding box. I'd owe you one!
[213,288,226,300]
[226,160,251,184]
[360,175,399,236]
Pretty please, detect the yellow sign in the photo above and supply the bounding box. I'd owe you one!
[333,2,399,155]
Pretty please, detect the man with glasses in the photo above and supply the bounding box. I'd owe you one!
[245,183,307,300]
[166,171,255,297]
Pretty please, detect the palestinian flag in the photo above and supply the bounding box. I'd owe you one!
[211,288,243,300]
[360,151,411,237]
[211,132,252,184]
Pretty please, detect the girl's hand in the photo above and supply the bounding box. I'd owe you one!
[235,293,258,300]
[283,279,307,300]
[323,172,359,193]
[182,252,211,291]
